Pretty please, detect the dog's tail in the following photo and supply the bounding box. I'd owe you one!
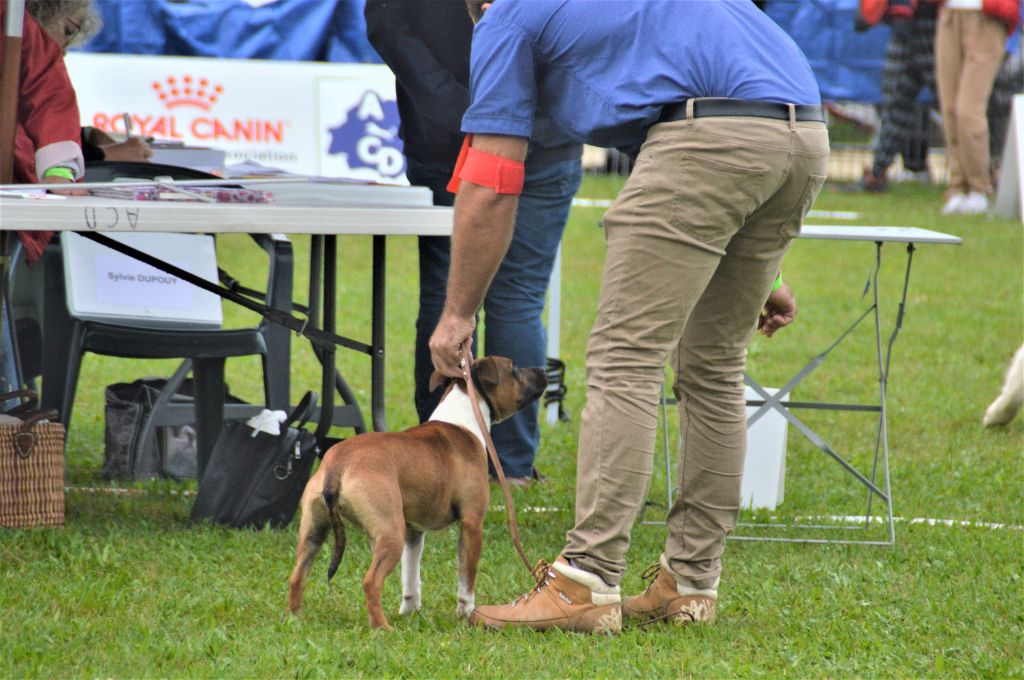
[325,505,346,583]
[322,468,347,583]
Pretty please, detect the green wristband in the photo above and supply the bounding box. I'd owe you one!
[770,272,784,293]
[43,166,75,181]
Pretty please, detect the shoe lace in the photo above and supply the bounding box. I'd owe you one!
[639,563,661,595]
[512,559,554,607]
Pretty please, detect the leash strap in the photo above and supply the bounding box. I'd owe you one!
[217,267,310,317]
[459,343,534,573]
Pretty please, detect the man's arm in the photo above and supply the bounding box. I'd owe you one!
[429,134,529,376]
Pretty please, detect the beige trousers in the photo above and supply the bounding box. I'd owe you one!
[563,110,829,588]
[934,8,1008,194]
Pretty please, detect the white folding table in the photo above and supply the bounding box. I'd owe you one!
[649,225,962,545]
[0,181,453,468]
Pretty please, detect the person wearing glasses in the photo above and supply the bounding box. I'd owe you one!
[26,0,152,164]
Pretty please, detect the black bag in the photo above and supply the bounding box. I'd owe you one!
[190,391,319,529]
[103,378,199,481]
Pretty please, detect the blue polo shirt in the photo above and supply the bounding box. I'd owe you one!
[462,0,821,154]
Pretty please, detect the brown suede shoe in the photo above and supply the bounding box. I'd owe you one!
[469,557,622,634]
[622,557,717,627]
[496,476,534,489]
[491,469,548,488]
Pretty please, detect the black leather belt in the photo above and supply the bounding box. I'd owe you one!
[659,98,825,124]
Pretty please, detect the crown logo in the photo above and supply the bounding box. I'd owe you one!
[151,75,224,111]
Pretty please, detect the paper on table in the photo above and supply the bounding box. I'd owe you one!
[221,160,301,178]
[89,186,275,203]
[0,190,66,200]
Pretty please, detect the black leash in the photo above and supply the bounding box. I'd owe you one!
[79,231,370,354]
[217,267,310,317]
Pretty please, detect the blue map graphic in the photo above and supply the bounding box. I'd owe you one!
[327,92,405,178]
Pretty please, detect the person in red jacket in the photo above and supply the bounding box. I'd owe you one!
[24,0,152,164]
[1,0,85,262]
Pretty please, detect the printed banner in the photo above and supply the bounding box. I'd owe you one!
[64,53,405,182]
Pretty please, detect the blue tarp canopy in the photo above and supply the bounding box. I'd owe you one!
[84,0,380,63]
[83,0,898,102]
[764,0,891,102]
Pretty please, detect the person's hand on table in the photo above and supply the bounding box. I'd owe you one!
[101,137,153,162]
[41,175,88,196]
[85,127,117,146]
[429,312,477,378]
[758,281,796,338]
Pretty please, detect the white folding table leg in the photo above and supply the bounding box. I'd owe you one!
[645,241,919,546]
[546,245,563,425]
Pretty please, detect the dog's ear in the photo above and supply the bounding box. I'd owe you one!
[429,370,449,392]
[473,356,501,390]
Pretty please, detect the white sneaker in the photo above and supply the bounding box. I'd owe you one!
[959,191,990,215]
[941,193,966,215]
[891,169,931,184]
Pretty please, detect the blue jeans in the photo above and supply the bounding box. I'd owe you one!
[407,156,582,478]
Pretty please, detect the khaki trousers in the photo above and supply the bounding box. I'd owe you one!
[563,111,829,588]
[934,8,1007,194]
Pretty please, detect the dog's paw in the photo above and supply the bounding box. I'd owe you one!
[455,597,475,619]
[984,397,1021,427]
[400,595,421,615]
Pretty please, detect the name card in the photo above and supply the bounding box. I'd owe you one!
[62,232,223,330]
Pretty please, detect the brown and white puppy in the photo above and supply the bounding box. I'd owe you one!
[286,355,547,630]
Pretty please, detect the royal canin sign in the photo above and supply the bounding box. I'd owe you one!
[66,53,403,179]
[90,74,288,144]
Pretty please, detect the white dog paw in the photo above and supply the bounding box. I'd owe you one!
[455,598,475,618]
[400,596,421,616]
[984,398,1020,427]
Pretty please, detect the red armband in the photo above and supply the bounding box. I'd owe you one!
[446,135,525,196]
[447,136,472,194]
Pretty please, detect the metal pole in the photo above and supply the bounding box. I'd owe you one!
[545,244,562,425]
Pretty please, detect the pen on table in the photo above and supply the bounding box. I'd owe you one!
[122,113,155,144]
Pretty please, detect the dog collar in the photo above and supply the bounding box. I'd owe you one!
[467,368,496,416]
[437,369,496,416]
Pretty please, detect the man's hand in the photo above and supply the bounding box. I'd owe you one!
[85,127,116,146]
[101,137,154,162]
[429,312,477,377]
[758,281,796,338]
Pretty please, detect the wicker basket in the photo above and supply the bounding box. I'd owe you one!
[0,409,66,529]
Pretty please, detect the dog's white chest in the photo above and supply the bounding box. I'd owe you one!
[428,387,491,449]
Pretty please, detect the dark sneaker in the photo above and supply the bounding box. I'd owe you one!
[469,557,622,634]
[860,165,889,193]
[622,555,717,626]
[492,468,548,488]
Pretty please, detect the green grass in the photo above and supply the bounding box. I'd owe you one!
[2,176,1022,678]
